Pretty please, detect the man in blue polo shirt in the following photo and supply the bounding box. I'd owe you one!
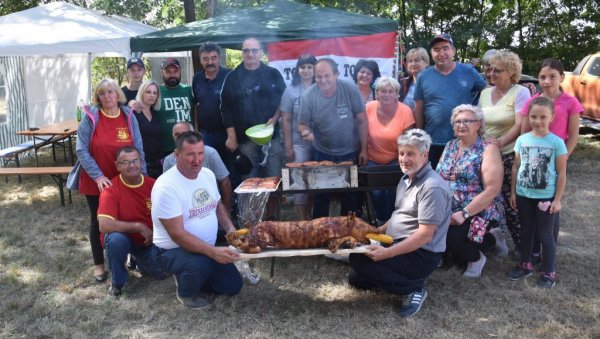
[413,33,486,168]
[192,42,231,166]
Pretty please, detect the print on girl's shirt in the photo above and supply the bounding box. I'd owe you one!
[518,146,553,189]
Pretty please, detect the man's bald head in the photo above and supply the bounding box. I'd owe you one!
[172,121,194,141]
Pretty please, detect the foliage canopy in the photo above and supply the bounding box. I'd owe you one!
[2,0,598,75]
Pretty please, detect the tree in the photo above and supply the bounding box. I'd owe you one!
[2,0,598,76]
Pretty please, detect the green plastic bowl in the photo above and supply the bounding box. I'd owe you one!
[245,124,274,145]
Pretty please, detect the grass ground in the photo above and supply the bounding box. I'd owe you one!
[1,135,599,338]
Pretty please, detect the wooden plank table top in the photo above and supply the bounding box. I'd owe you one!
[0,166,72,175]
[16,119,78,136]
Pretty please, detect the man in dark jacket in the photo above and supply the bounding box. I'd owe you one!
[220,37,286,183]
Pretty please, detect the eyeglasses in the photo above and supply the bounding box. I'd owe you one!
[117,158,141,166]
[486,67,505,74]
[407,58,423,64]
[242,48,261,55]
[452,119,479,126]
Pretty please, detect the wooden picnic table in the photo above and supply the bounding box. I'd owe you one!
[16,119,78,165]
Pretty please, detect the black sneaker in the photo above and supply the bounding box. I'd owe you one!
[508,262,533,281]
[537,273,556,289]
[109,285,123,297]
[398,288,427,318]
[176,292,210,309]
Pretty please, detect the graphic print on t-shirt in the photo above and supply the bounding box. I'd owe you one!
[189,189,218,218]
[116,127,130,142]
[518,146,553,189]
[337,104,349,119]
[163,96,193,123]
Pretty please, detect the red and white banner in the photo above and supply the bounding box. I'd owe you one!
[267,32,398,86]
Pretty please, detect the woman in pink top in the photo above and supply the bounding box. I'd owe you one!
[521,58,583,156]
[366,76,415,223]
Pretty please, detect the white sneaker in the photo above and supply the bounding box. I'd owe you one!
[489,228,509,257]
[463,251,487,278]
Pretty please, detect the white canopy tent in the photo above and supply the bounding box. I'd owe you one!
[0,2,156,145]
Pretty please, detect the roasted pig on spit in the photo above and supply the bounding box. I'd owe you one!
[226,213,393,254]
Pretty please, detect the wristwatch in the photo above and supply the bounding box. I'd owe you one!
[462,208,471,219]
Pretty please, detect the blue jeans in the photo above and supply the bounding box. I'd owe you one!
[104,233,167,287]
[231,138,284,187]
[312,149,358,218]
[367,160,397,223]
[156,247,242,297]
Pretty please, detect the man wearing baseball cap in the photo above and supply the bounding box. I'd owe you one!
[122,57,146,104]
[412,33,486,168]
[156,57,195,157]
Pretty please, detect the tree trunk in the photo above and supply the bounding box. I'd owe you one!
[517,0,524,58]
[183,0,201,74]
[474,0,485,58]
[206,0,217,17]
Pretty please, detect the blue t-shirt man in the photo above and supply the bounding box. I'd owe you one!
[414,63,486,146]
[413,33,486,169]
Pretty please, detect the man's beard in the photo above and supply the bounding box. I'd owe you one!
[164,76,180,87]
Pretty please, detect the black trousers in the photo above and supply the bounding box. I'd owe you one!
[85,195,104,265]
[349,247,442,295]
[446,221,495,262]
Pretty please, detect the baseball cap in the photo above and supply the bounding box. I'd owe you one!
[161,58,181,69]
[126,57,144,69]
[429,33,454,48]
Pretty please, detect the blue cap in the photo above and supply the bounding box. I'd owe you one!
[126,57,144,69]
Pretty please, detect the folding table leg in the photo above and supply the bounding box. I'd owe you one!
[15,155,22,183]
[269,191,284,278]
[50,174,66,207]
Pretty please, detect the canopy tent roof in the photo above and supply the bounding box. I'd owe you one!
[131,0,398,52]
[0,1,156,57]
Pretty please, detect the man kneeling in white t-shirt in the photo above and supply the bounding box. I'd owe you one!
[152,131,242,309]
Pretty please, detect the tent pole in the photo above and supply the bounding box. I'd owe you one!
[87,53,92,102]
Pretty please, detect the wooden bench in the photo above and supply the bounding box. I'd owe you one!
[0,136,70,182]
[0,166,73,206]
[0,140,37,167]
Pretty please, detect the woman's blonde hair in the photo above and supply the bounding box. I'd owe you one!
[135,80,162,111]
[92,78,126,106]
[406,47,430,65]
[374,76,401,93]
[489,50,523,84]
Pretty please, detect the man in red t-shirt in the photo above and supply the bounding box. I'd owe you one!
[98,146,166,296]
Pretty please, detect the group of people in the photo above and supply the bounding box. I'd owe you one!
[65,33,581,317]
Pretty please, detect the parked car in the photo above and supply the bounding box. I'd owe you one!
[562,53,600,121]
